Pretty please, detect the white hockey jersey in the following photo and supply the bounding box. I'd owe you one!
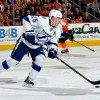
[21,15,62,49]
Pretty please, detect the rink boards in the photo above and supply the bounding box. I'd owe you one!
[0,23,100,50]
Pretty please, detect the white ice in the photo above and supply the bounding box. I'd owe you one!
[0,46,100,100]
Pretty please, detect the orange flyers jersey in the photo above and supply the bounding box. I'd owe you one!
[62,19,69,32]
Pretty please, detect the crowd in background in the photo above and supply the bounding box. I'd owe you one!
[0,0,100,26]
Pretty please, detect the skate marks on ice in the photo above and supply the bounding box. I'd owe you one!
[0,85,93,96]
[58,46,100,58]
[0,78,22,85]
[1,84,100,96]
[0,78,100,96]
[59,53,87,58]
[59,51,100,58]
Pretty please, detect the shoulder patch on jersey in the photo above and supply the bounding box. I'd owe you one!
[31,16,38,22]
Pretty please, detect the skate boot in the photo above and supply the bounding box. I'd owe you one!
[61,48,69,53]
[24,76,34,88]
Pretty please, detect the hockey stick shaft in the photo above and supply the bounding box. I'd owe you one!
[42,47,100,85]
[55,56,100,85]
[73,40,95,52]
[36,43,100,85]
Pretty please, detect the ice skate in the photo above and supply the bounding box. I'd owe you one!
[61,48,69,53]
[24,76,34,88]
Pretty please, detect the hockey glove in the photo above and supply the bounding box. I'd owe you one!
[68,33,74,41]
[48,49,57,59]
[68,30,74,41]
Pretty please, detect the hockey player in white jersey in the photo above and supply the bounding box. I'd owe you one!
[0,9,62,87]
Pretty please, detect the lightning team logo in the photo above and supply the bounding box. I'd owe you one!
[37,27,56,43]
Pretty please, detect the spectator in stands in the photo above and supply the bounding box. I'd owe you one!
[92,0,99,12]
[0,0,98,26]
[53,0,61,10]
[79,0,86,12]
[36,0,41,5]
[30,6,36,15]
[5,9,12,20]
[14,0,23,14]
[74,7,83,19]
[60,2,66,13]
[35,10,41,15]
[67,2,74,13]
[3,1,10,12]
[43,0,52,10]
[14,9,23,25]
[3,16,13,26]
[0,1,4,12]
[0,12,4,26]
[29,0,37,10]
[7,0,12,6]
[91,0,100,19]
[83,12,91,22]
[26,9,31,16]
[66,8,75,23]
[87,3,94,17]
[74,15,83,23]
[40,6,49,16]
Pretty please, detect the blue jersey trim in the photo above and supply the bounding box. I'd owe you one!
[24,16,30,23]
[26,30,34,33]
[46,42,57,46]
[2,60,10,70]
[32,63,41,72]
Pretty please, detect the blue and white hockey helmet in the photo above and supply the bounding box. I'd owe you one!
[49,9,62,19]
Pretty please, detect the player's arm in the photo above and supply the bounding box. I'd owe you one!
[58,25,74,42]
[46,28,62,59]
[67,25,74,41]
[22,15,39,44]
[23,15,38,34]
[47,38,58,59]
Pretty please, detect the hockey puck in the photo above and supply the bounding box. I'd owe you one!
[95,86,100,88]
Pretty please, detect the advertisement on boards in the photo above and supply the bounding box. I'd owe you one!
[70,23,100,40]
[0,26,23,44]
[0,23,100,45]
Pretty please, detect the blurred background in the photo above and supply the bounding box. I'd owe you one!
[0,0,100,26]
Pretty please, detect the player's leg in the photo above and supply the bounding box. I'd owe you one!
[59,32,69,53]
[60,42,69,53]
[24,47,45,87]
[0,38,29,73]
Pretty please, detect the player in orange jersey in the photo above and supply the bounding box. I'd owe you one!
[59,19,74,53]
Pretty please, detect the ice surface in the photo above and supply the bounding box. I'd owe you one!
[0,46,100,100]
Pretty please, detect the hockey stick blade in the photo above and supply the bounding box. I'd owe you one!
[89,80,100,85]
[56,56,100,85]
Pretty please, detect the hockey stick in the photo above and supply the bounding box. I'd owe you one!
[73,40,95,52]
[55,56,100,85]
[37,43,100,85]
